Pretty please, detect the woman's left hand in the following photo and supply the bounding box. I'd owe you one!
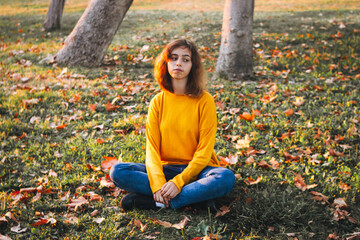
[160,182,179,199]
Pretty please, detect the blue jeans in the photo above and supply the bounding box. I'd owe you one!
[110,163,235,209]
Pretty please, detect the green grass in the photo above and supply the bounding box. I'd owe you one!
[0,2,360,240]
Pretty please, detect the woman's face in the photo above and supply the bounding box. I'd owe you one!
[167,47,192,82]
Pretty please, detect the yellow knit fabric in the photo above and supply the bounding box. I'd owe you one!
[145,90,220,194]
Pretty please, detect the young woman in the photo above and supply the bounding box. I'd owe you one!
[110,39,235,211]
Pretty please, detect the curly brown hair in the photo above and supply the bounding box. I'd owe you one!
[154,39,206,97]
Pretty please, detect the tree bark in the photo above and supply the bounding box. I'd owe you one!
[216,0,254,80]
[55,0,133,67]
[43,0,65,31]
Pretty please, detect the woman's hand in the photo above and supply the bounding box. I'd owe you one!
[153,190,166,205]
[160,182,179,200]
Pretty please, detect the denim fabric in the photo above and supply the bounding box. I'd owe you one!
[110,162,235,209]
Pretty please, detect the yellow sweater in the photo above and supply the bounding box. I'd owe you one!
[145,90,219,194]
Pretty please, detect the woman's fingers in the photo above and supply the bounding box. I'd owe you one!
[161,182,179,199]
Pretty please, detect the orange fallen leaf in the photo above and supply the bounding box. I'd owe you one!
[310,191,330,205]
[292,97,305,107]
[17,132,26,140]
[338,182,351,192]
[88,104,97,112]
[328,149,344,156]
[252,109,261,116]
[31,219,49,227]
[245,157,254,165]
[313,85,323,91]
[215,101,225,111]
[154,219,172,228]
[257,160,271,169]
[269,158,280,169]
[239,112,255,122]
[283,151,299,162]
[96,138,105,144]
[218,156,229,167]
[100,176,115,188]
[101,157,119,172]
[284,108,294,116]
[90,210,99,217]
[234,134,251,149]
[69,93,81,103]
[293,172,317,191]
[66,196,89,211]
[172,215,191,229]
[155,216,190,230]
[56,124,68,130]
[244,176,262,185]
[105,101,120,111]
[84,191,102,202]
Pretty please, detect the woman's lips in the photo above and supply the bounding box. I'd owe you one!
[174,69,183,72]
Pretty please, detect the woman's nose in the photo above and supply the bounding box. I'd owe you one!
[176,59,181,66]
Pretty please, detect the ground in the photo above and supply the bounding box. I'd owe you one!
[0,1,359,239]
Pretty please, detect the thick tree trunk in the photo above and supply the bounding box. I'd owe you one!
[216,0,254,80]
[43,0,65,31]
[55,0,133,67]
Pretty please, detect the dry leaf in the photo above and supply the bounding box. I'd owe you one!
[0,234,12,240]
[293,97,305,106]
[294,173,317,191]
[215,206,230,218]
[84,191,102,202]
[105,101,120,111]
[234,134,251,149]
[172,216,190,229]
[310,191,330,205]
[257,160,271,169]
[154,219,172,228]
[269,158,280,169]
[239,112,255,122]
[93,218,105,224]
[100,177,115,188]
[48,169,58,178]
[10,224,27,233]
[333,198,348,208]
[284,108,294,116]
[90,210,99,217]
[66,196,89,211]
[244,177,262,185]
[101,157,119,172]
[55,124,68,130]
[245,157,254,164]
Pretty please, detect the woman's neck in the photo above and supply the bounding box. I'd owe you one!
[171,78,187,95]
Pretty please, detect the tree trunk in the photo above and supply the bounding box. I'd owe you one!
[216,0,254,80]
[43,0,65,31]
[55,0,133,67]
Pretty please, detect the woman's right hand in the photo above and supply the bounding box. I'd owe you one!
[154,190,169,206]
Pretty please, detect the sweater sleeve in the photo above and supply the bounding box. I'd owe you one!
[145,97,167,194]
[169,94,217,192]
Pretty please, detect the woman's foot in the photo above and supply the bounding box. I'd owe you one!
[120,193,159,211]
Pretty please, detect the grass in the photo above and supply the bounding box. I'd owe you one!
[0,1,360,239]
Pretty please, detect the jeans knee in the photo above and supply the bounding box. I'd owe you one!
[109,163,120,182]
[222,168,235,192]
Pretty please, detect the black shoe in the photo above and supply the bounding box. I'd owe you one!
[205,199,218,214]
[190,199,218,214]
[120,193,158,211]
